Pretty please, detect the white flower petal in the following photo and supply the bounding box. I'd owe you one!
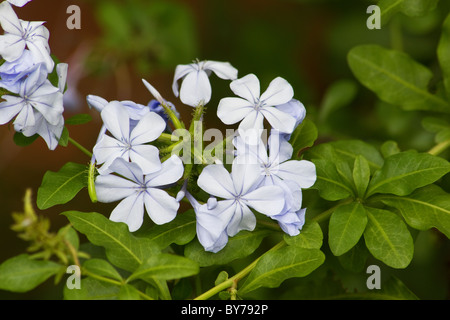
[179,69,211,106]
[93,134,124,165]
[110,193,145,232]
[238,111,264,143]
[0,34,25,62]
[145,188,179,225]
[142,79,164,104]
[87,95,108,112]
[242,185,285,216]
[0,2,21,35]
[56,63,68,93]
[130,145,162,175]
[101,102,130,142]
[217,97,253,125]
[260,77,294,107]
[7,0,33,8]
[130,111,166,145]
[229,73,260,103]
[108,157,145,185]
[145,155,183,187]
[203,60,238,80]
[277,160,317,189]
[95,174,138,203]
[226,203,256,236]
[0,95,24,125]
[172,64,195,97]
[197,164,235,199]
[268,130,293,164]
[231,156,263,195]
[260,106,296,134]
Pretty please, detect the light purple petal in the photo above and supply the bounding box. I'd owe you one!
[0,34,25,62]
[197,164,235,199]
[130,111,166,145]
[179,69,211,106]
[101,102,130,142]
[217,97,253,125]
[95,174,138,203]
[172,63,195,97]
[108,157,145,185]
[0,95,24,124]
[110,193,145,232]
[260,77,294,107]
[0,2,22,35]
[229,73,260,103]
[277,160,317,189]
[203,60,238,80]
[7,0,33,7]
[87,95,108,112]
[276,99,306,128]
[144,188,179,225]
[268,130,293,164]
[242,185,285,216]
[129,145,162,175]
[226,203,256,236]
[238,111,264,143]
[260,106,296,134]
[231,156,263,195]
[145,155,183,188]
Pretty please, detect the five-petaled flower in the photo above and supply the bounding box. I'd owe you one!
[172,60,238,107]
[95,156,184,232]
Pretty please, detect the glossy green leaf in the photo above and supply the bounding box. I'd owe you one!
[364,207,414,269]
[319,79,358,122]
[118,284,142,300]
[379,0,439,25]
[64,277,120,300]
[289,118,318,157]
[239,247,325,295]
[438,12,450,100]
[379,184,450,238]
[83,259,123,282]
[283,220,323,249]
[65,114,93,126]
[310,159,354,201]
[367,151,450,197]
[329,202,368,256]
[128,253,199,282]
[13,132,39,147]
[139,210,196,250]
[353,156,371,198]
[348,44,450,113]
[0,254,61,293]
[37,162,87,210]
[63,211,159,272]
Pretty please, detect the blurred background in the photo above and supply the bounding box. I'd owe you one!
[0,0,449,299]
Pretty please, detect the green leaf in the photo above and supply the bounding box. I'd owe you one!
[379,184,450,238]
[128,253,199,282]
[329,202,368,256]
[348,44,450,113]
[118,284,142,300]
[366,151,450,197]
[37,162,88,210]
[353,156,371,198]
[363,206,414,269]
[380,140,401,158]
[58,127,69,147]
[422,117,450,143]
[337,239,370,273]
[64,277,120,300]
[438,12,450,100]
[289,118,318,157]
[83,259,123,282]
[239,247,325,295]
[378,0,439,25]
[13,132,39,147]
[319,79,358,122]
[0,254,61,293]
[63,211,159,272]
[283,220,323,249]
[139,210,196,250]
[310,159,354,201]
[65,114,93,126]
[185,229,270,267]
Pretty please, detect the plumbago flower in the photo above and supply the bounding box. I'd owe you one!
[197,160,286,238]
[234,130,316,235]
[6,0,32,7]
[92,101,166,175]
[0,63,65,149]
[95,156,184,232]
[217,73,298,139]
[0,1,54,73]
[172,60,238,107]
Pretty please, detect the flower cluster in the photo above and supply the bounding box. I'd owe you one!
[0,0,67,150]
[89,59,316,253]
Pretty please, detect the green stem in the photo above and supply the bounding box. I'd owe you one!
[68,137,92,158]
[194,241,286,300]
[427,139,450,156]
[157,133,179,144]
[162,102,184,130]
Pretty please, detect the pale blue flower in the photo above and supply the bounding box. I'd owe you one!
[93,101,166,175]
[217,74,297,139]
[95,156,184,232]
[197,161,285,237]
[172,60,238,107]
[0,63,63,133]
[0,1,53,72]
[185,191,229,253]
[0,49,38,93]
